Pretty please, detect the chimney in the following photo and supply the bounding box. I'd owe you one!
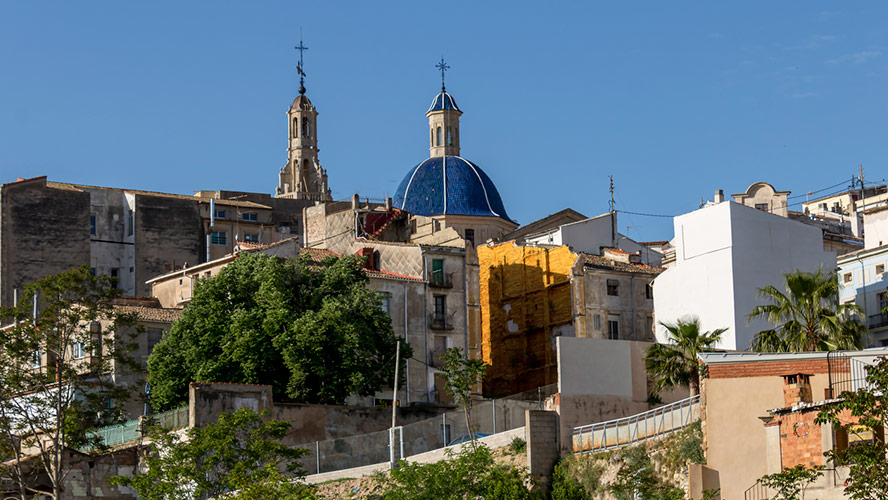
[714,189,725,204]
[351,194,360,210]
[782,373,813,406]
[385,197,393,211]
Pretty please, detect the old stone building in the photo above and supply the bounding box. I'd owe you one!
[478,236,663,397]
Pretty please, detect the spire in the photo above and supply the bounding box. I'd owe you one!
[436,57,449,92]
[295,34,309,95]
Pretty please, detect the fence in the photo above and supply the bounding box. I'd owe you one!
[744,479,769,500]
[295,393,542,474]
[84,405,189,450]
[570,395,700,453]
[827,351,879,396]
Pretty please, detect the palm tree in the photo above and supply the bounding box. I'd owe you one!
[645,316,726,396]
[747,269,867,352]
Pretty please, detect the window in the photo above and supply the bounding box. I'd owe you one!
[434,295,446,319]
[31,350,41,369]
[110,268,119,288]
[243,233,260,243]
[147,328,163,355]
[645,283,653,299]
[431,259,445,286]
[293,117,298,138]
[607,279,619,296]
[436,127,442,146]
[447,127,453,145]
[90,267,96,277]
[843,272,853,284]
[242,212,258,222]
[211,231,227,246]
[754,203,768,211]
[90,214,97,235]
[593,314,601,331]
[127,211,134,236]
[607,316,620,340]
[878,292,888,312]
[430,128,434,147]
[303,119,311,137]
[213,209,226,219]
[379,292,391,317]
[877,264,885,275]
[72,342,85,360]
[465,229,475,247]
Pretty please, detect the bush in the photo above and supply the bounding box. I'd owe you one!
[508,437,527,455]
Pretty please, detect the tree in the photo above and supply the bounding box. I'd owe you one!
[748,269,866,352]
[0,266,138,499]
[439,348,487,444]
[757,465,824,500]
[111,407,315,500]
[815,356,888,499]
[378,444,540,500]
[147,252,409,410]
[644,316,725,396]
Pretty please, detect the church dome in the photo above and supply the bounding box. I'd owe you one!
[393,156,511,220]
[291,94,314,111]
[427,91,460,113]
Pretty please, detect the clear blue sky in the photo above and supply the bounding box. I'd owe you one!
[2,2,886,242]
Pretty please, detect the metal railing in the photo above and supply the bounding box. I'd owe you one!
[83,405,189,450]
[744,479,770,500]
[827,351,873,397]
[868,313,888,330]
[570,395,700,453]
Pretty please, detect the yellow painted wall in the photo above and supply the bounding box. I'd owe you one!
[479,242,577,396]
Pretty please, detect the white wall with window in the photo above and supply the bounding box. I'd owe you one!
[838,245,888,347]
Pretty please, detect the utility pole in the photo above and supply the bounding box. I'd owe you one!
[389,341,400,469]
[609,175,616,248]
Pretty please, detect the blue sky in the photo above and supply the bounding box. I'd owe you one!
[2,3,886,242]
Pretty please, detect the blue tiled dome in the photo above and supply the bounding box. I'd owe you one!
[393,156,511,220]
[427,92,460,112]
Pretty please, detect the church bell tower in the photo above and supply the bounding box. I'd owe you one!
[427,58,461,157]
[276,38,332,201]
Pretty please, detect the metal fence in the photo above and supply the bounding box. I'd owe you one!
[84,405,189,450]
[744,479,769,500]
[296,394,541,474]
[570,395,700,453]
[827,351,879,396]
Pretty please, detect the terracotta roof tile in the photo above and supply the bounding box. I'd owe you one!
[112,305,182,323]
[364,269,423,282]
[580,254,665,275]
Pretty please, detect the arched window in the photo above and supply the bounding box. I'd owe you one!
[293,117,299,138]
[436,127,442,146]
[430,128,434,147]
[304,119,311,138]
[447,128,453,146]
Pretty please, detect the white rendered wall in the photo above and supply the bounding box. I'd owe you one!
[654,202,835,351]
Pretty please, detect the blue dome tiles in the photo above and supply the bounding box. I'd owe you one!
[427,92,460,112]
[393,156,511,221]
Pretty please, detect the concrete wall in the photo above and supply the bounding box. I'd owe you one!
[655,201,835,351]
[0,177,91,308]
[837,247,888,347]
[526,410,560,488]
[575,265,658,341]
[133,194,203,296]
[864,207,888,249]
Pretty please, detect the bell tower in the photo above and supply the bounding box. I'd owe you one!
[276,38,331,201]
[426,58,462,158]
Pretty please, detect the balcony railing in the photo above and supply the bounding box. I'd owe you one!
[428,271,454,289]
[827,351,876,397]
[429,313,454,331]
[868,313,888,330]
[744,479,770,500]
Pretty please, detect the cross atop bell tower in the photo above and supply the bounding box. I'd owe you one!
[426,58,462,157]
[275,35,331,201]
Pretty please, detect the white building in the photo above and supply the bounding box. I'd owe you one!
[653,200,836,351]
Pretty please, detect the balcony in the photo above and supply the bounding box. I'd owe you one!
[428,271,453,289]
[868,313,888,330]
[429,313,454,331]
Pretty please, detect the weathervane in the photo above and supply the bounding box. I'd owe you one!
[436,57,450,92]
[295,32,308,95]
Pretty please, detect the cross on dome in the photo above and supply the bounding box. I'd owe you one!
[436,57,450,92]
[295,35,309,95]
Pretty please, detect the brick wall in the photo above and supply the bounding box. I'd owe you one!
[706,358,846,379]
[777,410,823,468]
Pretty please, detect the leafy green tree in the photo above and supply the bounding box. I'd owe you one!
[147,252,409,410]
[645,316,725,396]
[111,407,314,500]
[378,444,540,500]
[0,266,138,499]
[439,347,487,444]
[815,356,888,499]
[757,465,823,500]
[748,269,866,352]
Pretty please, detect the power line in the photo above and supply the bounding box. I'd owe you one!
[616,209,675,218]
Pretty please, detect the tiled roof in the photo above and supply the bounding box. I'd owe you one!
[427,91,460,112]
[580,254,665,275]
[638,240,669,246]
[299,247,340,264]
[364,269,423,282]
[393,156,512,221]
[112,305,182,323]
